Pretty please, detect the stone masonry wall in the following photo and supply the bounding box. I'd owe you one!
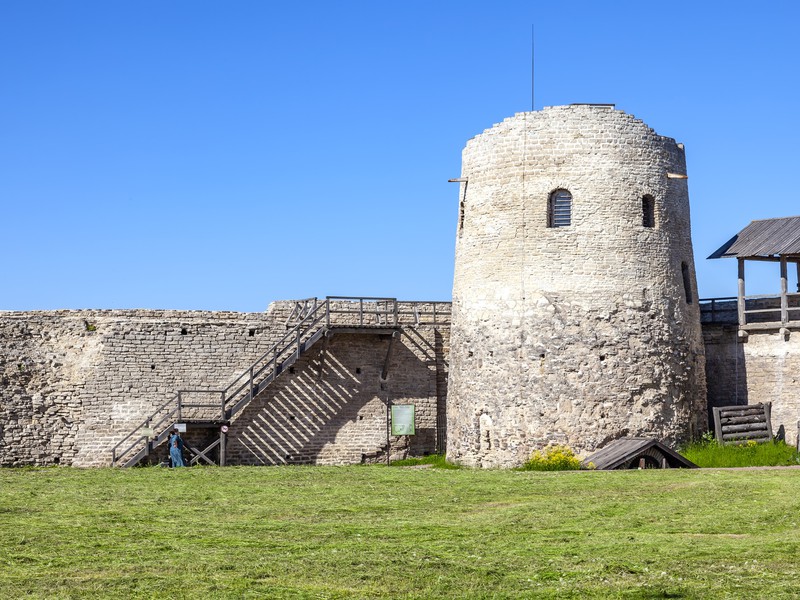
[0,302,449,467]
[0,307,286,466]
[226,326,448,465]
[448,105,707,467]
[703,323,800,447]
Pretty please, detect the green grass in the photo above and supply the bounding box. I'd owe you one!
[390,454,461,469]
[681,440,800,468]
[2,466,800,598]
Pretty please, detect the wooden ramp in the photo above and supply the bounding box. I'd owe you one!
[582,437,697,470]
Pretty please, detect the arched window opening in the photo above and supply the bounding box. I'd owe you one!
[548,189,572,228]
[681,262,693,304]
[642,195,655,228]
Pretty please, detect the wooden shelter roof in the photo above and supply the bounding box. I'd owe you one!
[709,216,800,260]
[581,437,697,470]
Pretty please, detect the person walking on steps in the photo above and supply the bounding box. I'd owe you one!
[169,428,185,467]
[170,439,184,468]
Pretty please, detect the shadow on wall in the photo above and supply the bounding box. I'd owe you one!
[704,325,748,430]
[226,331,441,465]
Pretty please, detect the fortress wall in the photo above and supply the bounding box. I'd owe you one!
[0,304,448,467]
[0,307,288,466]
[702,324,747,418]
[703,324,800,446]
[226,326,448,465]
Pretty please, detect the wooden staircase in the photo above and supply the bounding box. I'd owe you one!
[111,297,418,467]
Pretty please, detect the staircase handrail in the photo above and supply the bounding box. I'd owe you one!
[285,297,319,327]
[111,296,445,466]
[111,299,332,465]
[326,296,398,327]
[111,392,181,465]
[219,299,329,419]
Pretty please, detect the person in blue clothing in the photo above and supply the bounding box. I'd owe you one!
[168,428,185,467]
[169,439,184,468]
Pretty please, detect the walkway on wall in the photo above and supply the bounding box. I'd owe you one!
[111,297,450,467]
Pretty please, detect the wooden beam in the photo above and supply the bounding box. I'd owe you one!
[797,262,800,293]
[781,256,789,326]
[736,255,782,263]
[737,258,746,327]
[381,331,400,380]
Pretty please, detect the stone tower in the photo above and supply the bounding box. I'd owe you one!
[447,104,707,468]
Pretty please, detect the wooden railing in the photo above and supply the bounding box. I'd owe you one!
[111,296,451,466]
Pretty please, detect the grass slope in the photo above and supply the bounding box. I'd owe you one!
[2,466,800,598]
[681,440,800,468]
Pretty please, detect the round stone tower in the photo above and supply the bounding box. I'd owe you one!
[447,104,707,468]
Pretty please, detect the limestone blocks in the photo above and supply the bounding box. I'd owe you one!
[447,104,707,467]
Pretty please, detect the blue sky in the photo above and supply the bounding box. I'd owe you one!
[2,1,798,311]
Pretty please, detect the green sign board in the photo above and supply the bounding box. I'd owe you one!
[391,404,415,436]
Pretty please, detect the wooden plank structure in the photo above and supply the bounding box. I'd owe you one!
[709,216,800,331]
[712,402,773,445]
[111,297,452,467]
[581,437,697,470]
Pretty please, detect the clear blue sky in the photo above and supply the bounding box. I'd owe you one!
[2,1,798,311]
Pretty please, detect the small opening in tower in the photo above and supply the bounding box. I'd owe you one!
[642,195,655,228]
[181,328,187,335]
[356,367,362,374]
[682,262,693,304]
[289,366,295,374]
[151,364,156,370]
[248,328,256,337]
[548,189,572,228]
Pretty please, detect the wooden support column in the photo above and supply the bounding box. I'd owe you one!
[737,258,746,328]
[796,261,800,294]
[219,430,227,467]
[780,256,788,326]
[381,331,400,380]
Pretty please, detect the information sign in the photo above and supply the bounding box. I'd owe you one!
[390,404,415,436]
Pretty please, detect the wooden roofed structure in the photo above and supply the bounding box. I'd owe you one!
[581,438,697,470]
[709,216,800,331]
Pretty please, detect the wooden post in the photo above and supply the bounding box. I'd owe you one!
[796,262,800,294]
[219,430,227,466]
[386,400,392,466]
[780,256,788,326]
[737,258,746,327]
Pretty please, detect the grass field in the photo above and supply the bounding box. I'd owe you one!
[681,440,800,469]
[2,466,800,599]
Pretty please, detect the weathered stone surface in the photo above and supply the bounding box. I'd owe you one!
[447,105,707,467]
[704,323,800,446]
[0,304,449,466]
